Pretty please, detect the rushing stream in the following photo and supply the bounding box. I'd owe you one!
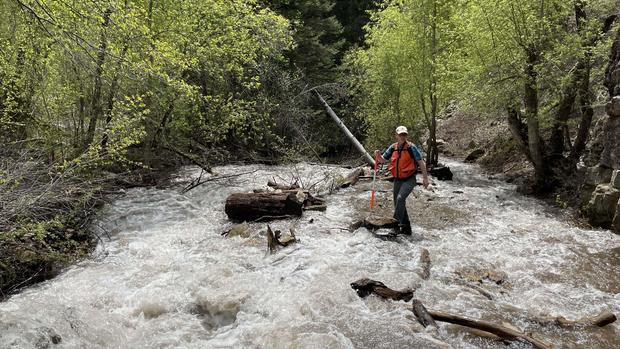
[1,161,619,348]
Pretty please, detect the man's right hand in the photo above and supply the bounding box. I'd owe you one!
[374,150,381,158]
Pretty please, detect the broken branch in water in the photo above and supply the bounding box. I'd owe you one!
[267,225,298,254]
[350,278,414,302]
[421,307,554,349]
[532,310,617,328]
[412,299,438,327]
[182,169,258,193]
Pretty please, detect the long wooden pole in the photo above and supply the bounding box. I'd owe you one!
[314,91,375,166]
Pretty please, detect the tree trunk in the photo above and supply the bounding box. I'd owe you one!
[151,97,175,149]
[85,8,112,148]
[101,44,129,151]
[314,91,374,166]
[570,61,593,160]
[524,48,547,187]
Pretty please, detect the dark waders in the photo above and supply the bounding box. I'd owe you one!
[393,175,415,235]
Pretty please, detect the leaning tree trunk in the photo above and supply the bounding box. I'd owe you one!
[314,91,375,166]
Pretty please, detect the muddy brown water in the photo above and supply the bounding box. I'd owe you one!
[0,161,618,348]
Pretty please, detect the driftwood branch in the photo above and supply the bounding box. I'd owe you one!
[533,310,616,328]
[350,278,414,302]
[412,299,437,327]
[423,308,553,349]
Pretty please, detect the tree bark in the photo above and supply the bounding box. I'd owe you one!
[101,44,128,151]
[151,97,175,149]
[524,48,547,187]
[85,8,112,148]
[225,192,306,222]
[507,106,532,162]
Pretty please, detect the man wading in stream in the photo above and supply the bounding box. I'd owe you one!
[374,126,429,235]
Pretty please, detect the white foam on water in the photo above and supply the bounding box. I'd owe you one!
[1,161,619,348]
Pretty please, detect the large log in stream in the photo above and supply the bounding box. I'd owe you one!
[225,191,306,221]
[225,189,325,222]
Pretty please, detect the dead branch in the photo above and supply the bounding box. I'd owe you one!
[181,169,258,193]
[422,308,553,349]
[350,278,414,302]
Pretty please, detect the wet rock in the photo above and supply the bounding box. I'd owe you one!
[429,165,453,181]
[223,222,251,238]
[588,184,620,227]
[599,116,620,170]
[350,216,398,231]
[464,149,485,162]
[193,298,240,331]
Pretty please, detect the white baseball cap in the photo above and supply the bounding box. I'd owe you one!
[395,126,408,134]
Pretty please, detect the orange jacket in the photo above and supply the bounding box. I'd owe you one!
[388,142,418,179]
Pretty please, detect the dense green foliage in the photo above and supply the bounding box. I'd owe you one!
[352,0,618,185]
[1,0,293,166]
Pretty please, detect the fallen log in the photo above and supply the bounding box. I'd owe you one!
[225,191,305,222]
[533,310,616,328]
[314,91,375,167]
[423,309,553,349]
[350,278,414,302]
